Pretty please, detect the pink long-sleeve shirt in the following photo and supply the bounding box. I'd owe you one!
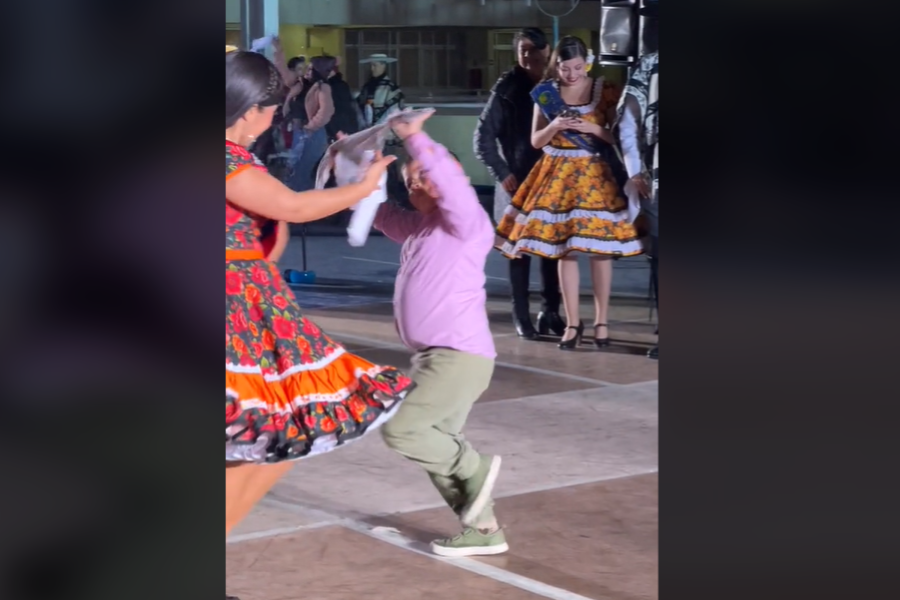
[374,132,496,360]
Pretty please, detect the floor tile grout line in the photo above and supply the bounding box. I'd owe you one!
[328,331,628,388]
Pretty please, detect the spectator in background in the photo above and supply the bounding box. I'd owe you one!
[617,41,658,359]
[474,27,565,340]
[286,56,336,192]
[495,36,643,351]
[357,53,404,129]
[326,57,361,142]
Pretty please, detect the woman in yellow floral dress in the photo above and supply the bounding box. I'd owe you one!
[496,36,643,350]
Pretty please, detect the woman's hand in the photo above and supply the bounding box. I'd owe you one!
[501,173,519,194]
[361,152,397,191]
[391,109,434,140]
[549,114,580,132]
[630,174,652,199]
[570,119,614,143]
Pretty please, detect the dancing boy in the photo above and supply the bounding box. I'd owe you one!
[376,111,507,557]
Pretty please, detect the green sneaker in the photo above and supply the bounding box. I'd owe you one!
[431,527,509,558]
[459,455,502,526]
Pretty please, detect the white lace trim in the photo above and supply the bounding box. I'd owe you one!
[225,365,388,407]
[499,235,643,259]
[225,345,347,382]
[542,146,594,158]
[514,207,631,226]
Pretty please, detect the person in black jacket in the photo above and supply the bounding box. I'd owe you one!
[326,62,361,142]
[474,28,565,340]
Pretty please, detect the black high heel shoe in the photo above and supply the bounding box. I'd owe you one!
[537,311,566,337]
[593,323,610,348]
[558,321,585,350]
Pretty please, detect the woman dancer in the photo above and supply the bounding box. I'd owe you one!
[496,36,643,350]
[225,50,413,599]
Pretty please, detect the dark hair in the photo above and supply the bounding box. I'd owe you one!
[514,27,548,51]
[545,36,589,80]
[287,56,306,70]
[225,50,286,129]
[309,56,337,83]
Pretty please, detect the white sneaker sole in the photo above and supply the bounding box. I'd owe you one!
[460,455,502,526]
[430,541,510,558]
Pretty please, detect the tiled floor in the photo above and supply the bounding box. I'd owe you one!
[227,297,658,600]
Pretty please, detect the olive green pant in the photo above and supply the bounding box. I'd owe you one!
[381,347,495,517]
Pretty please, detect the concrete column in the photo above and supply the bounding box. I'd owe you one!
[240,0,279,58]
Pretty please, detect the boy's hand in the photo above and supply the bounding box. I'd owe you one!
[390,109,435,140]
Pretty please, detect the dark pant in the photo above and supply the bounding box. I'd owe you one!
[647,235,659,310]
[643,192,659,311]
[289,128,328,192]
[509,255,561,319]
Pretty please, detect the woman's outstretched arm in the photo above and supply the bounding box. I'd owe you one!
[226,154,395,223]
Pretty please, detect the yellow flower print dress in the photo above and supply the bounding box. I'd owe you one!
[496,77,643,259]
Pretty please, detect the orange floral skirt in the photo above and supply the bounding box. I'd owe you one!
[496,153,643,259]
[225,256,413,464]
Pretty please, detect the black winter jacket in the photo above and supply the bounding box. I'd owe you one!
[474,66,544,186]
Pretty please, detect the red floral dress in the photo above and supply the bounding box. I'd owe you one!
[225,140,413,463]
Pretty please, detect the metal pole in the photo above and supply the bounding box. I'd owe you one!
[240,0,251,50]
[553,16,559,46]
[239,0,268,51]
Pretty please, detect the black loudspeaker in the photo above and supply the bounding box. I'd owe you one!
[599,0,657,66]
[639,0,659,55]
[599,1,637,65]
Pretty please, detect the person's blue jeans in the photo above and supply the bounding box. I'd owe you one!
[289,127,328,192]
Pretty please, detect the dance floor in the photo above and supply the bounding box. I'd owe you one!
[227,295,659,600]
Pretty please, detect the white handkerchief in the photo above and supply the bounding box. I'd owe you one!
[347,175,388,247]
[313,109,435,246]
[623,179,643,223]
[250,35,275,53]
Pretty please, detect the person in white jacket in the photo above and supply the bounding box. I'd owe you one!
[617,47,659,359]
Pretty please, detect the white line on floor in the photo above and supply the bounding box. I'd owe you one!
[341,256,400,266]
[331,331,624,387]
[341,520,598,600]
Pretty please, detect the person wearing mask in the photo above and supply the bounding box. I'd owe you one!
[475,28,565,340]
